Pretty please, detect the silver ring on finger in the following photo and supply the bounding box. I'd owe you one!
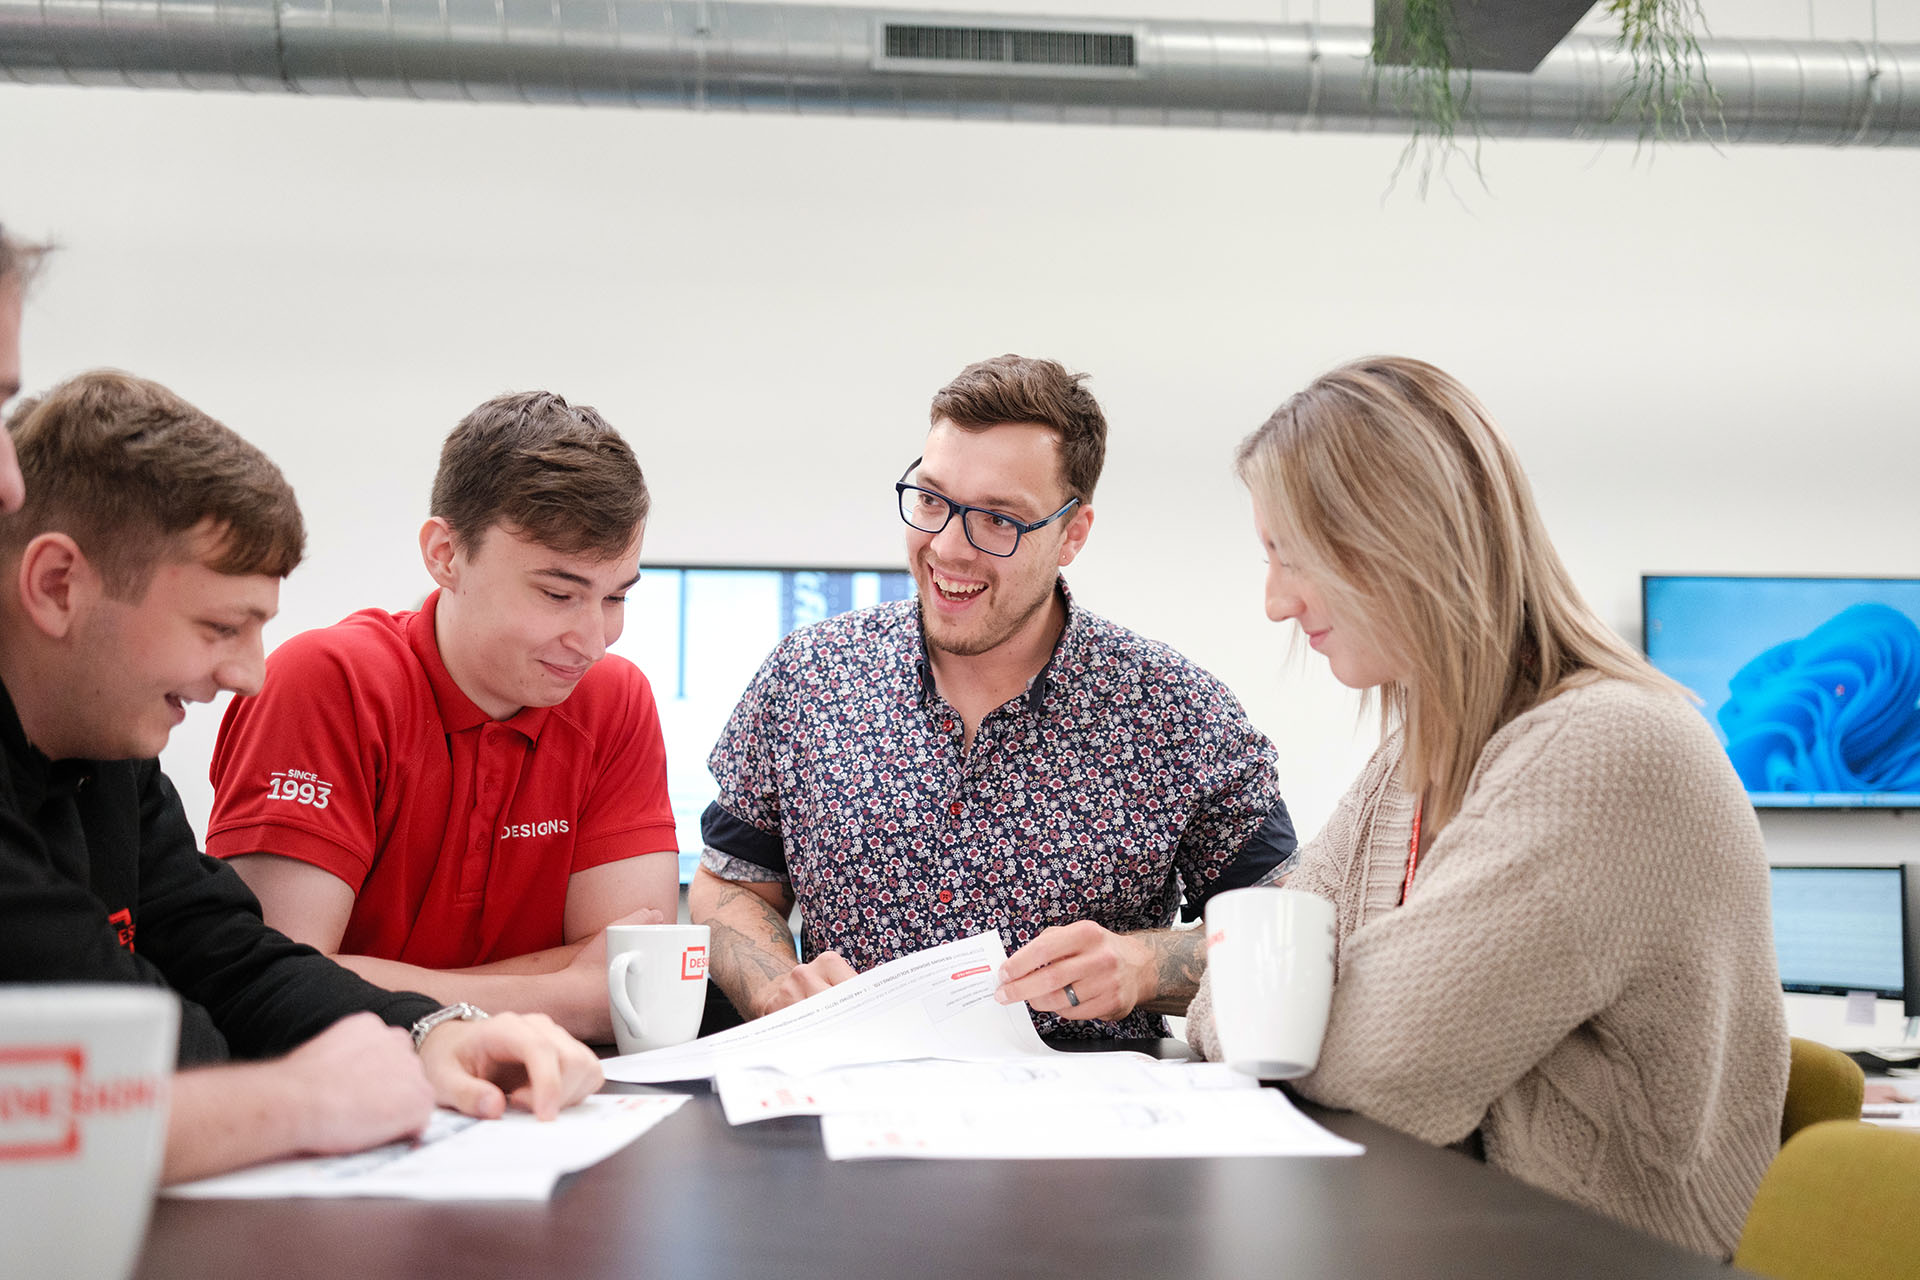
[1063,983,1081,1008]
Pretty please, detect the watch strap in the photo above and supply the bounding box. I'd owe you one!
[409,1001,490,1050]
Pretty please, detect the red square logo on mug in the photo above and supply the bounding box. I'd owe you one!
[0,1046,85,1161]
[681,946,708,980]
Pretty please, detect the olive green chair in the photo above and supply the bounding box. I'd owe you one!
[1781,1036,1865,1142]
[1735,1120,1920,1280]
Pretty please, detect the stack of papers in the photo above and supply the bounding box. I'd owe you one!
[716,1057,1362,1160]
[607,930,1362,1162]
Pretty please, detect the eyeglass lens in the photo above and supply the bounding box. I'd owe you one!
[899,488,1022,556]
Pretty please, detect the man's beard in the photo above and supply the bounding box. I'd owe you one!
[919,575,1056,659]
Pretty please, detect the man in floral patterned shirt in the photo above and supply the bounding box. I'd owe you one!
[689,355,1295,1040]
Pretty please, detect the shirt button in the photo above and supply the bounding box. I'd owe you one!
[938,890,953,904]
[942,718,954,732]
[948,801,962,817]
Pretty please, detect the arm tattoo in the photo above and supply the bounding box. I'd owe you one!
[707,882,799,1012]
[1139,929,1207,1016]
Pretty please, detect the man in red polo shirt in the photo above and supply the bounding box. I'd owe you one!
[206,391,677,1043]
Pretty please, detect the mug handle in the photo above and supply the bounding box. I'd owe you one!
[608,951,646,1043]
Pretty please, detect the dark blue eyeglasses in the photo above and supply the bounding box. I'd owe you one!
[894,458,1080,558]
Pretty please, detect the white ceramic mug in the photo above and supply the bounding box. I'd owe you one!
[0,984,179,1280]
[1203,886,1336,1079]
[607,924,711,1055]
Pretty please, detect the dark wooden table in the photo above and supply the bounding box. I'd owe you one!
[136,1056,1744,1280]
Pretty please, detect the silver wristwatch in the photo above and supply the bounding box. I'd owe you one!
[409,1002,490,1050]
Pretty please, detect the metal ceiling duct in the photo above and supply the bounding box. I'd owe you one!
[2,1,1916,146]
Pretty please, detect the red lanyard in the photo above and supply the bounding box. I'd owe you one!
[1400,798,1424,905]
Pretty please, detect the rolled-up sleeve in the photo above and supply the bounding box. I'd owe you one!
[701,647,794,884]
[1174,680,1296,921]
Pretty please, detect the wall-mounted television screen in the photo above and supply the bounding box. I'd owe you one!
[611,564,916,881]
[1642,575,1920,809]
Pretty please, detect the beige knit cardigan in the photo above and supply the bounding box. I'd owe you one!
[1189,677,1788,1259]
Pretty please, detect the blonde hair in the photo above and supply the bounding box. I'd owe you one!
[1235,356,1670,833]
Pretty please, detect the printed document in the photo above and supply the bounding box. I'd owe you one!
[820,1089,1365,1161]
[599,931,1365,1161]
[163,1094,687,1200]
[716,1057,1256,1124]
[603,931,1051,1084]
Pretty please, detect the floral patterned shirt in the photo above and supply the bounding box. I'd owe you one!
[701,581,1295,1040]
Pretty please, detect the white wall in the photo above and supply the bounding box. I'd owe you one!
[5,0,1918,886]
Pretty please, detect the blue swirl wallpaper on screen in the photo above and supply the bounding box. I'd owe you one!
[1643,578,1920,808]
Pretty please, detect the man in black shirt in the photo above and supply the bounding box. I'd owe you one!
[0,359,601,1183]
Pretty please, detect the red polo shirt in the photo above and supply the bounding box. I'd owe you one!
[205,591,676,968]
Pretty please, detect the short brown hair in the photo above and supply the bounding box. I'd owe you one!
[0,370,305,597]
[930,355,1107,502]
[0,223,52,291]
[431,391,647,559]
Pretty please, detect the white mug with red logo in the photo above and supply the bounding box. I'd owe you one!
[607,924,710,1055]
[1203,887,1337,1079]
[1,984,179,1280]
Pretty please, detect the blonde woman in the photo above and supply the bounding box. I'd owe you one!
[1189,357,1787,1259]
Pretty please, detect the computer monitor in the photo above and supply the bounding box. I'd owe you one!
[1768,864,1920,1018]
[1640,575,1920,810]
[611,563,916,882]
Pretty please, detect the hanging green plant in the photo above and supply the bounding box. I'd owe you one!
[1604,0,1723,144]
[1373,0,1484,197]
[1377,0,1720,193]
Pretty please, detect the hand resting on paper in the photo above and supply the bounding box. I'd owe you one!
[994,920,1206,1021]
[752,950,859,1019]
[416,1011,604,1121]
[163,1011,603,1187]
[165,1013,436,1185]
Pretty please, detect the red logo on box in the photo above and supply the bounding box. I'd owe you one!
[681,946,707,980]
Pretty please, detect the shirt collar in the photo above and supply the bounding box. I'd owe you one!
[0,676,97,806]
[404,589,551,743]
[1031,575,1087,708]
[909,575,1086,714]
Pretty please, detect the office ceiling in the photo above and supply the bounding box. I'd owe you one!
[0,0,1915,146]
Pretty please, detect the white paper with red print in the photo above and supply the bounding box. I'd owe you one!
[602,931,1050,1084]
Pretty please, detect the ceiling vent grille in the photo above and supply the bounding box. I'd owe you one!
[877,21,1138,77]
